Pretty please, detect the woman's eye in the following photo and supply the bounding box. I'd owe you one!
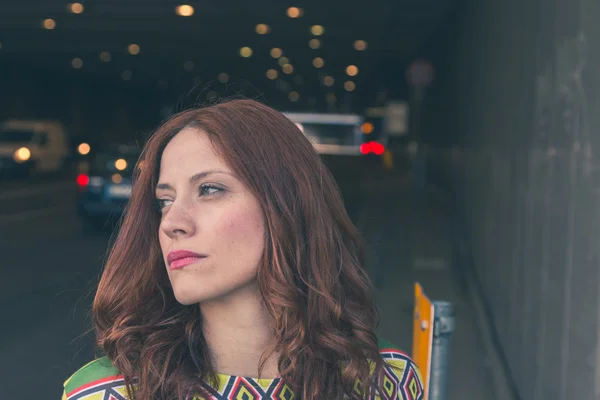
[200,184,223,196]
[156,199,173,210]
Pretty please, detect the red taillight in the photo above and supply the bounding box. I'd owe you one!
[372,142,385,155]
[360,143,370,155]
[360,141,385,155]
[76,173,89,186]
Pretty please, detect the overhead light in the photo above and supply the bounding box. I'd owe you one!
[255,24,270,34]
[112,174,123,184]
[288,91,300,102]
[115,159,127,171]
[282,64,294,74]
[286,7,303,18]
[312,57,324,68]
[309,39,320,49]
[323,76,334,87]
[239,47,253,58]
[77,143,91,155]
[175,5,195,16]
[183,61,195,71]
[344,81,356,91]
[99,52,111,62]
[346,65,359,76]
[128,44,140,55]
[354,40,368,51]
[310,25,325,36]
[71,58,83,69]
[67,2,84,14]
[266,69,278,80]
[278,56,289,66]
[218,72,229,83]
[122,70,133,81]
[42,18,56,30]
[270,48,282,58]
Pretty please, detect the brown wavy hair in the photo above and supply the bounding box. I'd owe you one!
[93,99,386,399]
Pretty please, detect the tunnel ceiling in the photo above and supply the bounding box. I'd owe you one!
[0,0,453,111]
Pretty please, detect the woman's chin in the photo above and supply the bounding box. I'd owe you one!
[171,288,207,305]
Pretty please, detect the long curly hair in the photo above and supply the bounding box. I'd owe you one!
[93,99,386,399]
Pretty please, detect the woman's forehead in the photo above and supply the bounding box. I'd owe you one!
[159,128,228,179]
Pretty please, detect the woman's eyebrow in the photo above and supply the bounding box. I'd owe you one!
[156,169,232,191]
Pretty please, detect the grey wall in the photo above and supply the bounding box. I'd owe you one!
[449,0,600,398]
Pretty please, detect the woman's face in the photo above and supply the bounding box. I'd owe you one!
[156,127,266,305]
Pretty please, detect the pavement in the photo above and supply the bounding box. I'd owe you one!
[359,169,497,400]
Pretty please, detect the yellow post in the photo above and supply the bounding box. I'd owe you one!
[412,282,435,400]
[382,149,394,170]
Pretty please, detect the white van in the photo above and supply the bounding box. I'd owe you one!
[0,119,69,175]
[283,112,364,156]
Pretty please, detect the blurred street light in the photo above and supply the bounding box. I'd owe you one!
[354,40,368,51]
[266,69,278,80]
[240,47,253,58]
[42,19,56,30]
[78,143,91,155]
[344,81,356,91]
[175,5,195,16]
[115,159,127,171]
[255,24,270,34]
[311,25,325,36]
[289,91,300,102]
[218,73,229,83]
[99,52,111,62]
[71,58,83,68]
[286,7,303,18]
[128,44,140,55]
[270,48,282,58]
[67,3,84,14]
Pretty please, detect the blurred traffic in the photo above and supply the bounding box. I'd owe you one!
[0,107,411,233]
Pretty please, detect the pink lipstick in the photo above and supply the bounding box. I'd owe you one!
[167,250,206,270]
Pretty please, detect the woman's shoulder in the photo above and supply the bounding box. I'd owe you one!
[377,337,425,399]
[62,357,127,400]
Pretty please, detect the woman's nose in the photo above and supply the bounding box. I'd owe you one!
[159,202,195,238]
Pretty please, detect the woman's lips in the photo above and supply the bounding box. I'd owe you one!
[169,256,205,270]
[167,250,207,270]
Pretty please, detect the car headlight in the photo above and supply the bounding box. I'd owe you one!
[13,147,31,163]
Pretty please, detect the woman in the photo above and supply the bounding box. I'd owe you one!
[62,99,424,400]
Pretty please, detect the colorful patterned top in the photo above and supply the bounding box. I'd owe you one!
[61,339,424,400]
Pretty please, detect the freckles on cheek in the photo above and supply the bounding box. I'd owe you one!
[215,205,264,254]
[216,209,248,248]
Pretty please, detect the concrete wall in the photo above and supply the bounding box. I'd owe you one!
[451,0,600,398]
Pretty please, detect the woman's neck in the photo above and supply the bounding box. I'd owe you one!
[200,284,280,379]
